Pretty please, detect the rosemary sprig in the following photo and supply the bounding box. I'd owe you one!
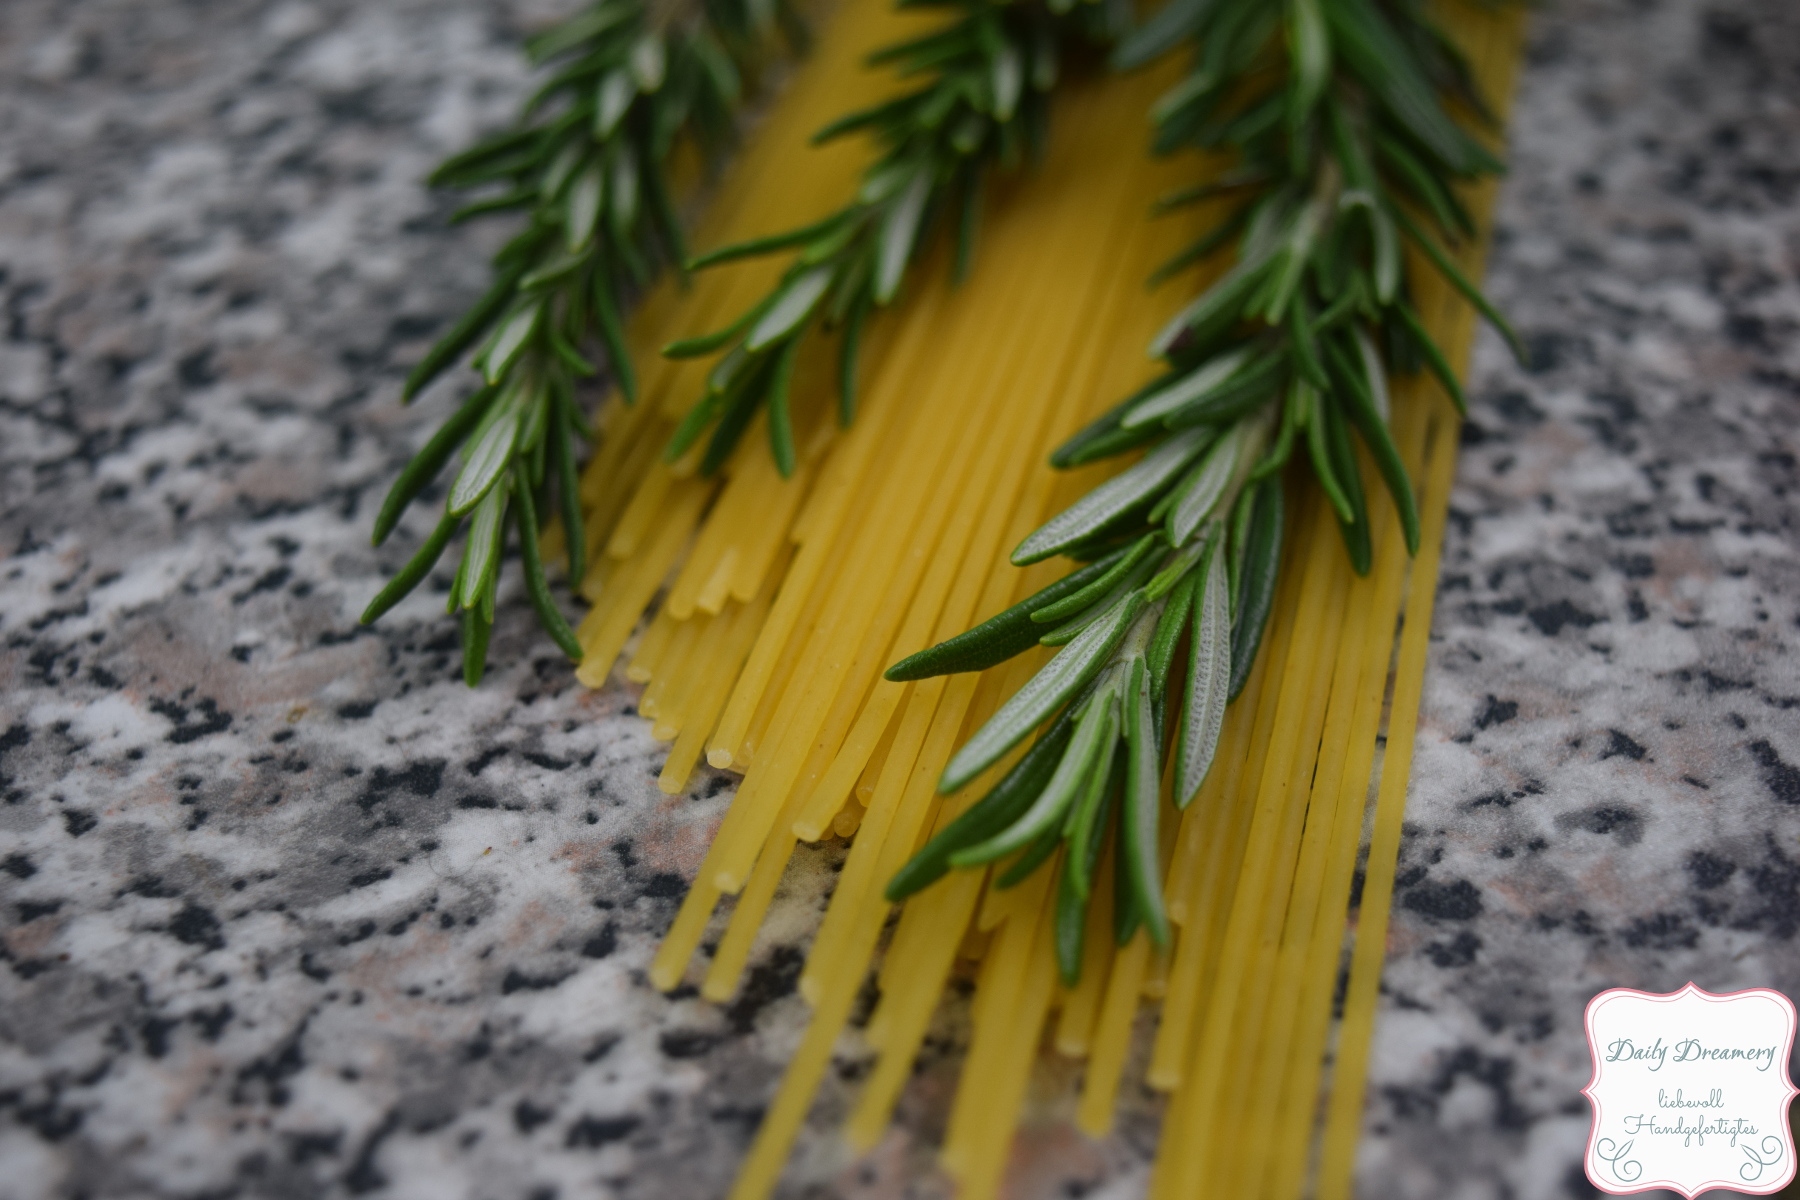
[660,0,1125,477]
[887,0,1519,983]
[362,0,799,684]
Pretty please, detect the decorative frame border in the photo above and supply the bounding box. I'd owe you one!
[1581,981,1799,1198]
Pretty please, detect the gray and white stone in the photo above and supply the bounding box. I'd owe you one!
[0,1,1795,1198]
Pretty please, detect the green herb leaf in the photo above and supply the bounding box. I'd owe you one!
[1119,657,1170,947]
[1014,428,1212,565]
[939,589,1146,793]
[1176,545,1231,804]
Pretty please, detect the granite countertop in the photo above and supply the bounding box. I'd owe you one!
[0,1,1795,1198]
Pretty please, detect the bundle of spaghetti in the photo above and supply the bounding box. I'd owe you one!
[699,69,1209,1200]
[552,0,1524,1194]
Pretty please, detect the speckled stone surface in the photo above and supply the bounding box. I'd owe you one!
[0,1,1796,1198]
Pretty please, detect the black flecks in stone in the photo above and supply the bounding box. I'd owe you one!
[521,751,570,771]
[659,1029,719,1059]
[1598,730,1647,761]
[500,968,575,995]
[336,701,377,719]
[149,696,234,744]
[1626,590,1649,622]
[725,945,804,1035]
[457,795,498,810]
[2,853,34,879]
[232,566,292,604]
[583,1033,621,1063]
[527,1187,558,1200]
[300,953,331,981]
[16,900,61,922]
[15,1094,83,1142]
[1727,712,1748,730]
[288,1130,343,1164]
[1401,878,1483,922]
[347,868,391,889]
[1702,670,1751,693]
[356,759,445,811]
[1527,600,1603,637]
[141,1014,180,1058]
[1536,909,1602,937]
[343,1110,401,1194]
[235,1019,310,1107]
[611,840,636,870]
[581,922,618,959]
[167,903,226,951]
[1487,389,1547,424]
[0,723,30,767]
[1562,1162,1603,1199]
[1611,554,1655,579]
[178,347,219,388]
[565,1114,639,1148]
[1621,912,1699,951]
[124,875,177,899]
[1472,695,1519,731]
[62,809,96,837]
[192,1004,234,1041]
[1562,806,1644,844]
[1737,837,1800,940]
[1745,740,1800,805]
[513,1099,555,1134]
[705,775,733,799]
[642,872,684,899]
[466,748,507,775]
[338,921,377,946]
[1522,332,1585,376]
[1687,851,1737,890]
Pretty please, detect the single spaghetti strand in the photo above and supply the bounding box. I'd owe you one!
[640,614,704,720]
[625,604,680,684]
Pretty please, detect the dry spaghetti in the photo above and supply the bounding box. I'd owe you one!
[557,2,1526,1197]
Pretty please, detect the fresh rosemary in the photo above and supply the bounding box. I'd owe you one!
[886,0,1521,984]
[361,0,800,684]
[661,0,1127,476]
